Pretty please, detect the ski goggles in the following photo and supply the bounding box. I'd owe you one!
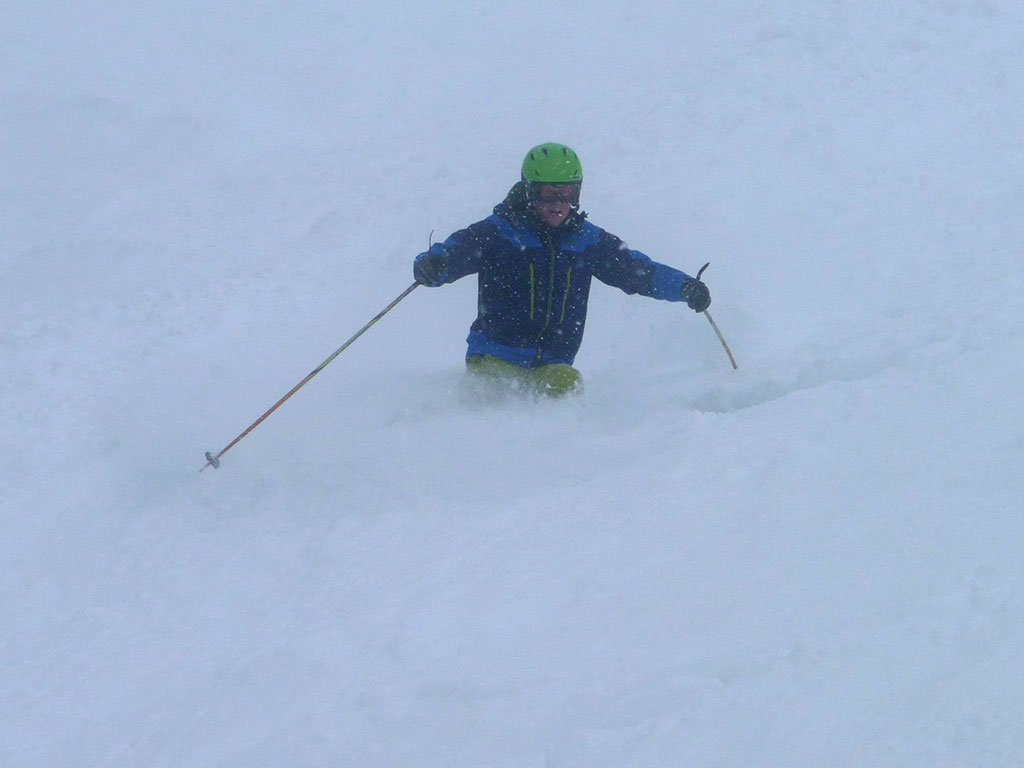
[532,183,581,205]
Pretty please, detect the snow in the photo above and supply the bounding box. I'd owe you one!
[3,1,1024,765]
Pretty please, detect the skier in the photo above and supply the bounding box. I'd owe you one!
[413,142,711,397]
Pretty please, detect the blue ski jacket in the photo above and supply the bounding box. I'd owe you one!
[415,182,693,367]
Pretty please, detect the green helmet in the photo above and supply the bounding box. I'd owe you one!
[521,143,583,184]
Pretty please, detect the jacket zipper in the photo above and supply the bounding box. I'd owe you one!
[529,263,535,321]
[535,238,560,364]
[543,240,557,326]
[559,266,573,325]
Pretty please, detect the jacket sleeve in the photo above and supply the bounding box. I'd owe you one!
[591,229,692,301]
[413,219,498,286]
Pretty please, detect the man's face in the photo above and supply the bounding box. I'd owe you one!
[533,183,581,228]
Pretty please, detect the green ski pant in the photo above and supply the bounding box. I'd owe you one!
[465,354,582,397]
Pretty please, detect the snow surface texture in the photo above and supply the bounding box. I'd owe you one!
[3,2,1024,766]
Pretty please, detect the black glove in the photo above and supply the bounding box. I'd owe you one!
[414,250,449,286]
[680,277,711,312]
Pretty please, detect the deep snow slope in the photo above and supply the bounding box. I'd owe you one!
[3,2,1024,766]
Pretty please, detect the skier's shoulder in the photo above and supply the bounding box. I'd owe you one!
[576,215,605,240]
[442,212,502,249]
[485,204,543,249]
[565,213,616,253]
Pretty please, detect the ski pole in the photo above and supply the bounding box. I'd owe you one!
[703,310,737,369]
[201,281,419,471]
[694,262,738,370]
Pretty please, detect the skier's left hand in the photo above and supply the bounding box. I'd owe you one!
[680,277,711,312]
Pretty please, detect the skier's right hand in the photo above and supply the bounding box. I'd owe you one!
[414,250,449,286]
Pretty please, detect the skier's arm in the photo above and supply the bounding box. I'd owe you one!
[413,220,496,287]
[591,230,692,301]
